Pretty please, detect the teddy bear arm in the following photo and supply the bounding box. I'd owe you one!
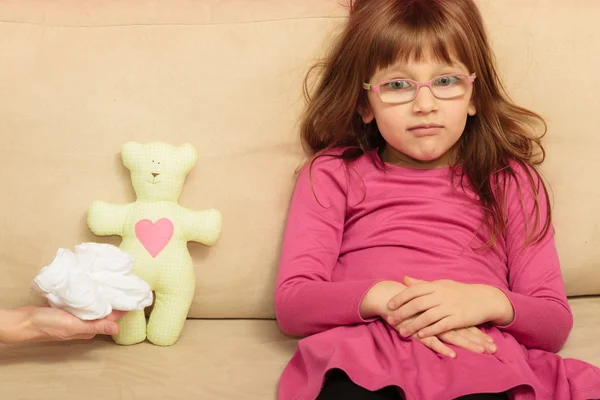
[182,208,222,246]
[88,201,130,237]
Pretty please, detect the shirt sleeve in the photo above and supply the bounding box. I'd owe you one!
[493,162,573,352]
[274,155,383,337]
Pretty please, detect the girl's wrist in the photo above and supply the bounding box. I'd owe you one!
[360,282,386,319]
[360,280,407,319]
[479,285,515,326]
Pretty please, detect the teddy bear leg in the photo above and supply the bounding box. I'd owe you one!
[112,310,147,345]
[146,289,194,346]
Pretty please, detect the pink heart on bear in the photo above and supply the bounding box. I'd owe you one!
[135,218,174,258]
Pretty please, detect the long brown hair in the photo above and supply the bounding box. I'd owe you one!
[300,0,551,248]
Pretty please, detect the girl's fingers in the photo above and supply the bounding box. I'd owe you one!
[467,326,494,343]
[418,335,456,358]
[459,328,497,353]
[437,330,486,355]
[389,296,440,324]
[413,314,456,338]
[387,285,435,310]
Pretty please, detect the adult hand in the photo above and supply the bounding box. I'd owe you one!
[0,306,127,344]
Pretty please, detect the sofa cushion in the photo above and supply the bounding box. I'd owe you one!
[0,297,598,399]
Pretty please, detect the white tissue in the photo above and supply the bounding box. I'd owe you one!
[31,243,153,320]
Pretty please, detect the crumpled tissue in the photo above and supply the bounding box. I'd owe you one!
[31,243,153,320]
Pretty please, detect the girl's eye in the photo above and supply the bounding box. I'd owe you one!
[434,75,459,86]
[386,80,411,90]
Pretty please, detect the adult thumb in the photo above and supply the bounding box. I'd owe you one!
[102,322,119,336]
[88,320,119,336]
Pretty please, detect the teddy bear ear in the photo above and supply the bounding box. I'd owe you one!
[179,143,198,170]
[121,142,143,169]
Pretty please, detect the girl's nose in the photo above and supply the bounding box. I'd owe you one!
[412,86,438,113]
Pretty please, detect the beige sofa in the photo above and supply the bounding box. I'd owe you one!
[1,1,599,399]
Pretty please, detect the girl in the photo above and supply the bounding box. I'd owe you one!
[274,0,600,399]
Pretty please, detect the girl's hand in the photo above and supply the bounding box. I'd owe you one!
[386,276,512,338]
[414,322,497,358]
[362,281,498,358]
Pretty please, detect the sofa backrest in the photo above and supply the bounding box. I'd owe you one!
[1,0,598,319]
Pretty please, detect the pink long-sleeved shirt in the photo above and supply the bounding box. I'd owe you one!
[275,149,600,400]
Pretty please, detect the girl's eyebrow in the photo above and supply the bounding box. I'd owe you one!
[382,63,466,79]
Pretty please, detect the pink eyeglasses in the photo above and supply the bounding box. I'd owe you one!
[363,73,477,104]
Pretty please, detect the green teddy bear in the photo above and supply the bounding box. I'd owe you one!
[88,142,222,346]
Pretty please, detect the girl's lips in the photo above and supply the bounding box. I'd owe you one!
[409,126,443,136]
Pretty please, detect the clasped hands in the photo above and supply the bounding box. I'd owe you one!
[360,276,514,358]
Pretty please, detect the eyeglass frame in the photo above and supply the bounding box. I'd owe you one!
[362,72,477,104]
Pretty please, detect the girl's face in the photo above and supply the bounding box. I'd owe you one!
[360,56,476,169]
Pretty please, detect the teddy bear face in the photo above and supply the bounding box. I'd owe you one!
[121,142,198,202]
